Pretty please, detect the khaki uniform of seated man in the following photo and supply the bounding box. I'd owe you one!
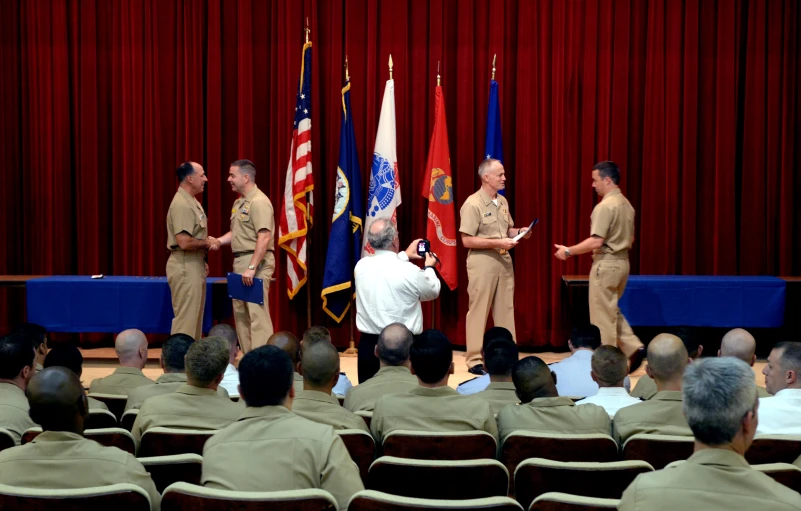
[496,356,610,443]
[614,334,693,444]
[44,344,108,412]
[631,327,702,400]
[0,334,37,444]
[619,358,801,511]
[343,323,418,413]
[370,329,498,445]
[474,337,520,415]
[0,368,160,510]
[201,345,363,511]
[89,329,155,396]
[131,337,244,445]
[718,328,770,398]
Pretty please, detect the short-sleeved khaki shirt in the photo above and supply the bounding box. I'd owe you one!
[166,187,208,250]
[459,188,514,244]
[230,185,275,253]
[590,188,635,256]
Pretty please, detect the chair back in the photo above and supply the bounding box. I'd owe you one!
[87,393,128,421]
[383,430,497,460]
[138,454,203,493]
[21,427,136,454]
[746,435,801,465]
[120,409,139,432]
[622,434,694,469]
[752,463,801,493]
[347,490,523,511]
[161,482,337,511]
[336,429,375,483]
[0,482,150,511]
[529,492,620,511]
[355,411,372,429]
[85,409,119,430]
[138,427,217,457]
[0,429,15,452]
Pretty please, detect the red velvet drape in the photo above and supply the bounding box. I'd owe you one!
[1,0,799,347]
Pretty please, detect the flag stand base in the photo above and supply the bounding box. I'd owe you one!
[342,341,358,357]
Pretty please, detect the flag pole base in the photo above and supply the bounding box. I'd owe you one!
[342,341,358,357]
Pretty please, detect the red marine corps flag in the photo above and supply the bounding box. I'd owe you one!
[421,81,457,291]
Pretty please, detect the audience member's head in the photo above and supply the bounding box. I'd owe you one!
[267,331,301,367]
[161,334,194,373]
[645,333,689,391]
[27,367,88,434]
[238,345,295,408]
[114,329,149,369]
[672,326,703,359]
[409,329,453,386]
[376,323,414,367]
[763,341,801,395]
[44,345,84,377]
[483,338,519,380]
[483,326,514,348]
[719,328,757,367]
[300,341,340,393]
[12,323,48,365]
[569,325,602,351]
[208,323,239,365]
[185,337,229,389]
[683,357,758,454]
[591,345,629,388]
[302,326,331,346]
[512,356,558,403]
[0,334,36,388]
[366,218,398,252]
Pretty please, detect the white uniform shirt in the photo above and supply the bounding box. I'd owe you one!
[549,350,630,398]
[333,374,353,397]
[756,389,801,435]
[354,250,441,335]
[220,364,239,397]
[575,387,641,418]
[457,374,490,395]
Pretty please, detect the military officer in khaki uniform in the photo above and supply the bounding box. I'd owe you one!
[460,159,531,374]
[201,345,364,511]
[88,330,154,396]
[0,334,37,444]
[213,160,275,353]
[166,162,217,340]
[555,161,644,369]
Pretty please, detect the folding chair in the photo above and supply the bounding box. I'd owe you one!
[745,435,801,465]
[622,434,694,469]
[138,427,217,457]
[382,430,497,460]
[529,492,619,511]
[85,409,119,430]
[336,429,375,483]
[161,482,337,511]
[120,409,139,432]
[138,454,203,493]
[87,393,128,421]
[0,482,150,511]
[347,490,523,511]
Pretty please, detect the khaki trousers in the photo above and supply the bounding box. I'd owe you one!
[166,250,207,340]
[588,257,643,358]
[465,249,517,368]
[232,251,275,353]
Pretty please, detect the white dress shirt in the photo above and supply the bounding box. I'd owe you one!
[354,249,441,335]
[756,388,801,435]
[457,374,490,395]
[549,350,631,398]
[220,364,239,397]
[333,373,353,397]
[575,387,641,418]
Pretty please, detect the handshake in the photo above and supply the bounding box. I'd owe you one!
[206,236,222,251]
[404,238,439,268]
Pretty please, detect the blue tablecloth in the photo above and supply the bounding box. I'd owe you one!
[26,276,224,334]
[618,276,786,327]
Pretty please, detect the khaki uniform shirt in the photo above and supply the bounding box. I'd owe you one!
[619,449,801,511]
[166,187,207,250]
[613,390,692,444]
[0,382,37,444]
[459,189,514,250]
[125,373,229,411]
[292,390,369,433]
[496,396,611,442]
[631,375,658,400]
[230,185,275,253]
[371,386,498,444]
[343,366,418,412]
[294,372,304,394]
[201,405,364,510]
[0,430,160,510]
[87,396,109,412]
[590,188,635,256]
[89,367,155,396]
[475,382,520,415]
[131,384,244,444]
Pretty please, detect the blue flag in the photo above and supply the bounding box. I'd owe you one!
[321,80,364,322]
[485,79,505,196]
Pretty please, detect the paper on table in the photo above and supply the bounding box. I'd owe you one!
[512,218,539,242]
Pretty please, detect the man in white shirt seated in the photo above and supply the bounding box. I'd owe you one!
[757,341,801,435]
[208,323,240,397]
[576,345,641,417]
[457,327,513,395]
[549,325,603,398]
[354,218,440,382]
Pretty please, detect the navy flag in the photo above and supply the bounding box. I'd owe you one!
[321,79,364,322]
[485,78,505,196]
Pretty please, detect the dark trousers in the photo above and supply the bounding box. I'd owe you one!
[357,332,380,383]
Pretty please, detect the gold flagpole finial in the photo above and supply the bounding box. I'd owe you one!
[437,61,441,87]
[492,54,497,80]
[305,17,310,44]
[345,55,350,81]
[388,54,394,80]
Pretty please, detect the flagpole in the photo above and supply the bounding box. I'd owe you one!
[431,62,441,330]
[305,17,312,330]
[492,53,496,80]
[343,54,358,357]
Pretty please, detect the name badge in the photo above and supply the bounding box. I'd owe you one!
[483,212,492,217]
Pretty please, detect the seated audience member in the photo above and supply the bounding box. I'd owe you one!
[457,327,514,395]
[548,325,603,398]
[576,346,641,417]
[0,368,160,509]
[44,344,109,411]
[614,334,693,443]
[12,323,48,373]
[475,338,520,414]
[0,334,37,444]
[757,341,801,435]
[496,356,610,442]
[343,323,418,412]
[718,328,770,398]
[370,329,497,444]
[632,327,702,400]
[131,337,243,444]
[292,341,369,432]
[619,358,801,511]
[266,331,303,392]
[301,326,353,396]
[89,329,155,395]
[208,323,240,397]
[201,346,363,510]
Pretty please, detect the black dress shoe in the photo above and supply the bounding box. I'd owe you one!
[629,347,646,374]
[468,364,486,376]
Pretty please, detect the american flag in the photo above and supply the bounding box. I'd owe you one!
[278,41,314,299]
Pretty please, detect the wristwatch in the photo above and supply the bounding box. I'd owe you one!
[247,264,257,271]
[564,248,572,257]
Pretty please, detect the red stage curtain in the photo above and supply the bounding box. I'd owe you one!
[1,0,799,347]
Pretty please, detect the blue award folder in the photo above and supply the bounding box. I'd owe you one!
[227,272,264,305]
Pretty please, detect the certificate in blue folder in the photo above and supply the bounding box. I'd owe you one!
[227,272,264,305]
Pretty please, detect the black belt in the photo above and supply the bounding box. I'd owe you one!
[233,251,255,258]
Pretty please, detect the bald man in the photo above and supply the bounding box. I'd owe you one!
[208,323,241,397]
[718,328,769,398]
[299,326,353,397]
[631,328,703,400]
[89,329,155,396]
[613,334,693,444]
[267,331,303,393]
[0,368,160,509]
[292,342,368,432]
[496,356,610,442]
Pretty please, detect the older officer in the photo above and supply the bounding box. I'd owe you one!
[213,159,275,353]
[460,158,531,375]
[166,161,217,340]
